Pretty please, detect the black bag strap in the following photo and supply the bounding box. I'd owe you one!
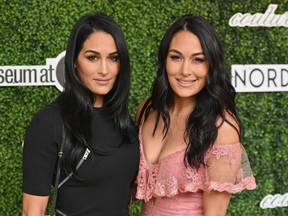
[57,148,90,188]
[50,125,91,215]
[50,125,65,216]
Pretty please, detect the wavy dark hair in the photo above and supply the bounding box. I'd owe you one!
[57,12,136,173]
[146,15,241,170]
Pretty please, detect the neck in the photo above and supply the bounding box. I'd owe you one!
[94,96,103,107]
[170,97,196,117]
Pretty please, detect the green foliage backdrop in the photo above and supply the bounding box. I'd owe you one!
[0,0,287,215]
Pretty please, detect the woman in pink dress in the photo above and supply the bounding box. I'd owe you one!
[135,15,256,215]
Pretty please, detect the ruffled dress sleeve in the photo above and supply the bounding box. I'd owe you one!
[203,142,256,193]
[136,124,256,202]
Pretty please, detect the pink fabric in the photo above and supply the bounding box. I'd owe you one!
[136,126,256,215]
[141,192,203,216]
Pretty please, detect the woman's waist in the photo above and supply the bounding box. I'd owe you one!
[144,191,203,210]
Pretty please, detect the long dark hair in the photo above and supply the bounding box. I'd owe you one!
[147,15,241,170]
[57,12,135,172]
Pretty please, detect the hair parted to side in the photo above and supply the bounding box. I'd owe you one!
[64,11,130,110]
[147,14,241,169]
[57,12,136,173]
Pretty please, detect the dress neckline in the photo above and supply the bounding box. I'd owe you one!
[139,125,186,168]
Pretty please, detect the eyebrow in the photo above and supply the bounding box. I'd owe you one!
[84,50,119,55]
[168,49,204,57]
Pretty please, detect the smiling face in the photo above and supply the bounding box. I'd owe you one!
[166,30,208,100]
[75,31,120,107]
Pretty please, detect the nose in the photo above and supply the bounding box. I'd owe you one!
[181,60,192,76]
[98,60,108,76]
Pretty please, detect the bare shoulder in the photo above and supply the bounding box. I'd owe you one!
[135,98,150,124]
[215,112,240,145]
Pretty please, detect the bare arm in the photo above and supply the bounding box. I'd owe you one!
[203,191,231,216]
[22,193,49,216]
[203,113,240,215]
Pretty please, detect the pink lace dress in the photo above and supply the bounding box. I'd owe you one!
[136,126,256,216]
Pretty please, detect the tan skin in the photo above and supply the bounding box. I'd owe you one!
[22,31,120,216]
[136,30,239,216]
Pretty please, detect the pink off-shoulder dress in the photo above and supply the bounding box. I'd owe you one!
[136,126,256,216]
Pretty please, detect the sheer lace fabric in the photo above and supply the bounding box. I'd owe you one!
[136,126,256,203]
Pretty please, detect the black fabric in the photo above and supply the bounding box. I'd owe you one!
[22,104,140,216]
[51,124,65,216]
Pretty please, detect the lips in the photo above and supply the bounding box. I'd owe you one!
[94,78,111,85]
[176,78,196,87]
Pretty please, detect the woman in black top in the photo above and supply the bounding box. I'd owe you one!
[22,12,139,216]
